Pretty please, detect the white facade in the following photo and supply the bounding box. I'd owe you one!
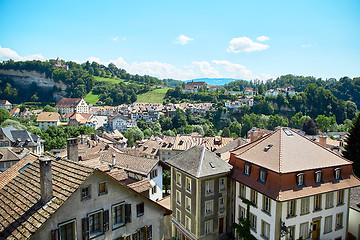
[349,208,360,239]
[37,120,60,130]
[109,115,136,132]
[234,182,349,240]
[147,164,163,201]
[76,98,90,113]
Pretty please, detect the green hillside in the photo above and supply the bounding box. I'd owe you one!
[136,88,169,103]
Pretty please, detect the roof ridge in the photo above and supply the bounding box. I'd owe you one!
[279,128,283,173]
[233,129,277,156]
[196,146,206,178]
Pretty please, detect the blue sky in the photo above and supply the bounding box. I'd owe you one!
[0,0,359,80]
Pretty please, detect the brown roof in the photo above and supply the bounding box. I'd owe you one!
[172,134,234,152]
[0,154,94,239]
[157,195,171,210]
[36,112,60,122]
[9,107,20,116]
[0,100,11,106]
[232,127,352,173]
[55,98,81,108]
[128,179,152,193]
[0,148,21,162]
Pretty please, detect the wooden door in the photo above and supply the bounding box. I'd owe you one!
[312,220,320,240]
[219,217,224,234]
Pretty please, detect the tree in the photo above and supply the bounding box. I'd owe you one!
[221,127,231,137]
[302,118,318,135]
[233,198,257,240]
[43,105,56,112]
[0,109,10,124]
[343,114,360,177]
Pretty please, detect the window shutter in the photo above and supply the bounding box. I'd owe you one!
[103,209,109,232]
[125,203,132,223]
[82,217,90,240]
[147,225,152,240]
[51,227,59,240]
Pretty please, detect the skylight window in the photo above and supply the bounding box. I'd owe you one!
[283,129,293,136]
[264,144,273,152]
[209,163,215,168]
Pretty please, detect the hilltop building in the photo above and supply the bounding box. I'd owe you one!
[55,97,89,114]
[53,57,69,70]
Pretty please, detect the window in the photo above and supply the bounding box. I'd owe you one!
[151,186,157,194]
[205,181,213,194]
[259,170,267,183]
[185,216,191,231]
[297,173,305,186]
[150,169,157,179]
[59,219,76,240]
[337,190,344,205]
[176,209,181,222]
[334,167,341,180]
[176,190,181,205]
[244,164,251,175]
[185,196,191,212]
[261,221,270,239]
[335,213,343,229]
[250,189,258,206]
[286,225,295,240]
[239,205,245,220]
[89,210,103,237]
[219,197,224,210]
[249,213,257,231]
[324,216,332,233]
[325,193,334,209]
[205,220,212,235]
[176,172,181,186]
[315,170,322,184]
[314,194,322,211]
[219,178,225,191]
[301,197,310,215]
[98,182,107,195]
[205,200,213,215]
[287,200,296,218]
[263,196,271,214]
[136,202,144,217]
[112,203,125,227]
[239,183,246,198]
[185,177,191,192]
[299,222,309,239]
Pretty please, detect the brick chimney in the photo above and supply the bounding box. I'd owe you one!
[319,136,327,147]
[67,138,79,162]
[39,155,53,203]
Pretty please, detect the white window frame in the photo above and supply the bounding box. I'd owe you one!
[205,200,213,215]
[261,220,270,239]
[325,192,334,209]
[301,197,310,215]
[205,220,213,235]
[176,190,181,205]
[88,209,103,237]
[219,177,225,191]
[299,222,309,239]
[205,180,213,195]
[244,164,250,175]
[176,209,181,222]
[185,177,191,193]
[239,183,246,198]
[315,170,322,183]
[59,219,77,240]
[185,196,191,212]
[176,172,181,186]
[335,212,343,229]
[297,173,304,186]
[185,216,191,232]
[263,196,271,214]
[324,215,332,234]
[112,202,125,228]
[337,190,345,205]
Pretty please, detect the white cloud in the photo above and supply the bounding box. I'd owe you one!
[122,37,127,41]
[85,56,101,63]
[256,36,270,42]
[0,45,46,61]
[301,44,312,48]
[212,60,253,79]
[112,36,119,41]
[227,36,269,53]
[175,34,194,45]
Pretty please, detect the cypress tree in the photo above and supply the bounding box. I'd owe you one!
[343,114,360,177]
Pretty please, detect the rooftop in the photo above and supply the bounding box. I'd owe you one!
[55,98,82,108]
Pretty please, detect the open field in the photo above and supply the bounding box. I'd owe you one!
[84,91,100,105]
[94,76,126,84]
[136,88,169,103]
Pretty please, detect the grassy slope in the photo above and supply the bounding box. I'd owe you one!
[84,91,100,105]
[93,76,125,84]
[136,88,169,103]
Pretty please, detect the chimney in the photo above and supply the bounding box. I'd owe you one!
[67,138,79,162]
[319,136,327,147]
[39,155,53,203]
[112,153,116,166]
[250,131,257,142]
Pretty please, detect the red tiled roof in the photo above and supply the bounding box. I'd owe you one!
[55,98,81,108]
[128,179,152,193]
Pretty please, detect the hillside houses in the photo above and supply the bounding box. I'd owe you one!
[185,81,206,92]
[0,100,12,110]
[225,96,254,113]
[56,97,89,114]
[265,84,296,96]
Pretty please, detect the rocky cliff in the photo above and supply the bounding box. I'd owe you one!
[0,69,67,101]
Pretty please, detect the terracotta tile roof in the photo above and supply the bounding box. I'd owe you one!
[232,127,352,174]
[166,145,232,178]
[127,179,152,193]
[36,112,60,122]
[157,195,171,211]
[214,138,248,162]
[0,154,94,239]
[55,98,81,108]
[0,148,20,162]
[9,107,20,116]
[171,134,234,151]
[107,168,128,182]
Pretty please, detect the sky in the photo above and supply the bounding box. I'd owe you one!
[0,0,359,81]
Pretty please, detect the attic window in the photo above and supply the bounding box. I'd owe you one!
[315,170,322,184]
[209,163,215,168]
[297,173,305,187]
[143,146,148,151]
[264,144,273,152]
[283,129,293,136]
[179,140,184,145]
[334,167,342,181]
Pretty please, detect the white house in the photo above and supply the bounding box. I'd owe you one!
[36,112,61,130]
[56,97,89,114]
[229,127,360,240]
[108,114,136,132]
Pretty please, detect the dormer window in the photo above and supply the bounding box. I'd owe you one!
[297,173,305,187]
[315,170,322,184]
[334,167,341,180]
[259,169,267,183]
[244,163,251,176]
